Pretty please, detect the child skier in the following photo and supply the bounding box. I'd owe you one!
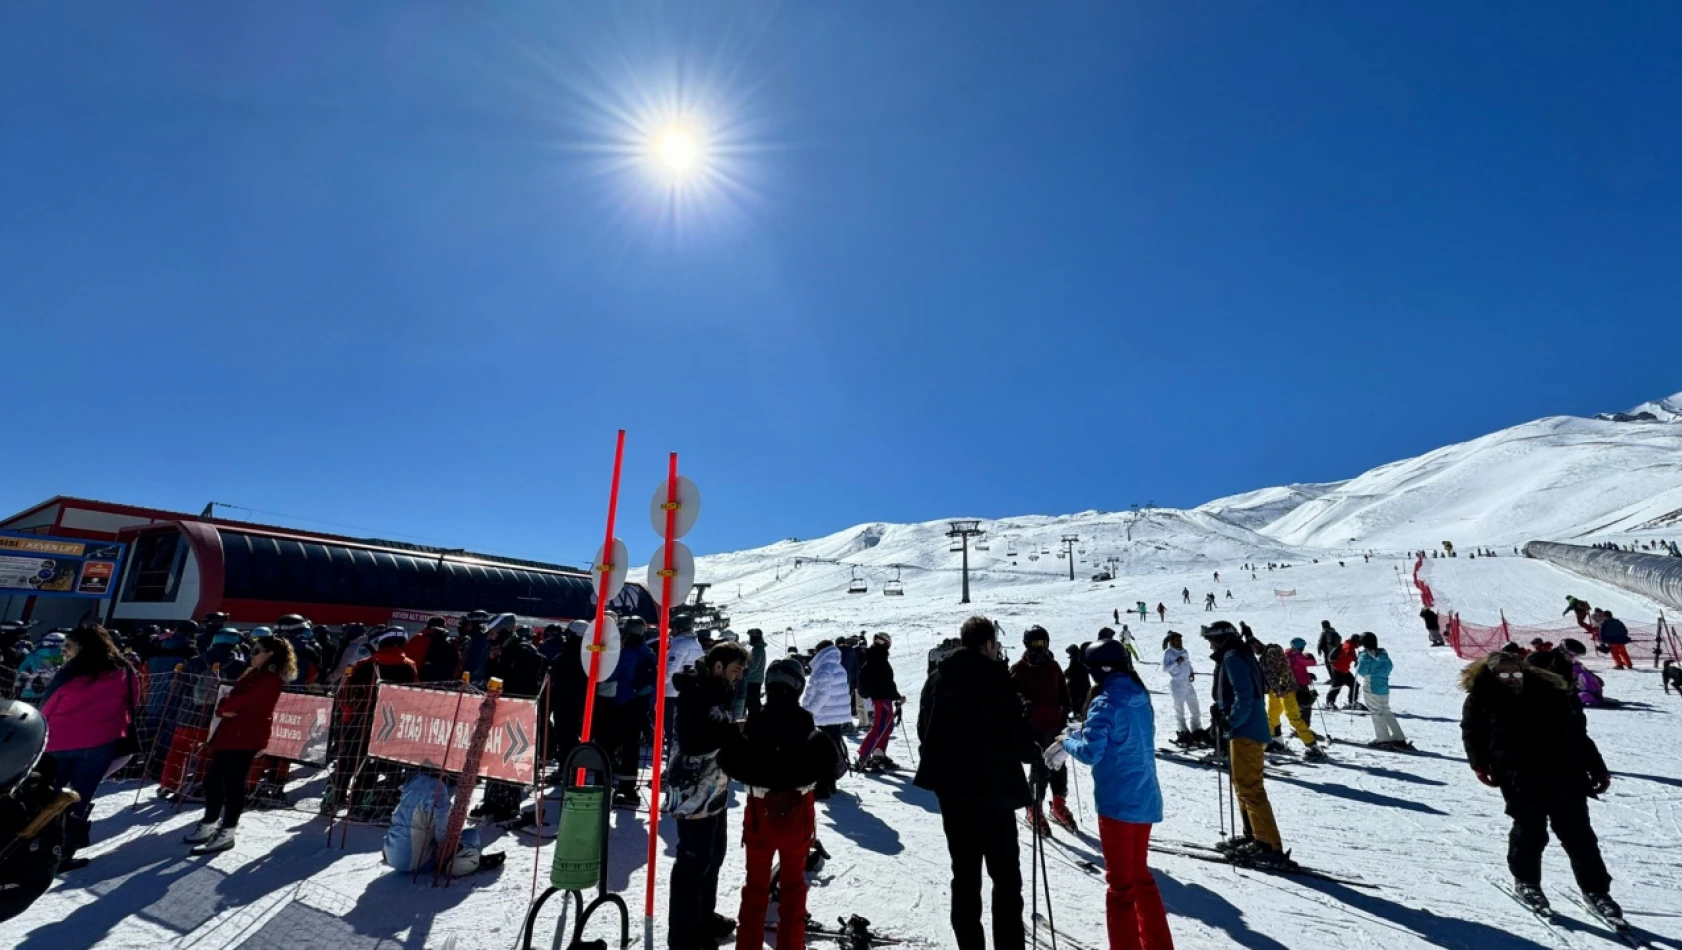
[1325,638,1362,710]
[1261,644,1325,761]
[1160,633,1201,744]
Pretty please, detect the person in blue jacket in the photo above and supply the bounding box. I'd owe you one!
[1203,621,1287,866]
[1054,639,1175,950]
[1355,633,1409,748]
[382,773,504,877]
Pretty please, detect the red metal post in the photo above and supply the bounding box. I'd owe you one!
[644,453,680,930]
[579,429,627,748]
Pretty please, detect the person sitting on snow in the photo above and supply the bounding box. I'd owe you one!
[383,772,504,877]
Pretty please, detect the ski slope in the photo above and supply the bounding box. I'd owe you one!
[17,547,1682,950]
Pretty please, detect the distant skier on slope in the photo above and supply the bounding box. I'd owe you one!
[1204,593,1216,612]
[1182,588,1191,605]
[1461,650,1622,926]
[1137,602,1149,622]
[1315,621,1342,669]
[1156,603,1167,623]
[1420,607,1443,647]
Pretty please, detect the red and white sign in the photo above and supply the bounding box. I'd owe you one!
[263,692,333,765]
[367,684,538,784]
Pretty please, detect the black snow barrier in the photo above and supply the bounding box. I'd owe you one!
[1522,540,1682,612]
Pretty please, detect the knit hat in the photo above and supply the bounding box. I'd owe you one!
[765,657,806,695]
[872,632,892,648]
[1289,637,1307,651]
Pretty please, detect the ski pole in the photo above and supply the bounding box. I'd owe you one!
[1038,818,1060,950]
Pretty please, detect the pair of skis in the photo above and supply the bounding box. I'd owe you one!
[1148,839,1377,889]
[1496,881,1652,949]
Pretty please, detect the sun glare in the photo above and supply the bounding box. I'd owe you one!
[656,128,701,176]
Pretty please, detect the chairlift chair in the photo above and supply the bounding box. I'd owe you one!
[847,567,868,595]
[884,568,905,597]
[974,538,990,551]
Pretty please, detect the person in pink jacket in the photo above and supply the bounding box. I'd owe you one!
[41,625,140,871]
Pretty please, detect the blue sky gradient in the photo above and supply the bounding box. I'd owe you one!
[4,2,1679,563]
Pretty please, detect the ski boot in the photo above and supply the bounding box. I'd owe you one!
[1514,881,1551,915]
[1240,846,1296,871]
[1346,702,1368,712]
[1049,797,1078,832]
[1264,740,1290,755]
[1581,892,1627,929]
[1302,744,1328,762]
[1173,729,1194,748]
[1027,806,1053,838]
[869,752,901,772]
[706,913,738,941]
[806,838,831,874]
[1214,834,1254,854]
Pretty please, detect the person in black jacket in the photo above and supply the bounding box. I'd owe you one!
[719,658,838,950]
[479,629,547,821]
[855,633,904,770]
[666,643,749,950]
[915,616,1035,950]
[1063,644,1092,720]
[1419,607,1442,646]
[1461,651,1622,923]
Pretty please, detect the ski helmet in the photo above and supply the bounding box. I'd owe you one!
[40,631,66,650]
[765,657,807,695]
[276,614,311,634]
[1023,626,1050,649]
[1201,621,1239,642]
[1289,637,1307,651]
[1083,639,1130,675]
[0,699,48,794]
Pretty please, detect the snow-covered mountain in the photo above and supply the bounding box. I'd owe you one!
[700,393,1682,580]
[1598,389,1682,423]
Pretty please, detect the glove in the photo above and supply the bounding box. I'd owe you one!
[1043,738,1069,772]
[1589,771,1611,796]
[1474,768,1499,788]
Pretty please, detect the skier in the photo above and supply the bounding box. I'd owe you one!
[1117,624,1140,661]
[1283,638,1318,730]
[1213,571,1220,583]
[1420,607,1443,647]
[1225,590,1233,600]
[1355,634,1408,749]
[915,616,1034,950]
[1261,644,1325,761]
[1597,611,1633,670]
[1325,637,1361,710]
[1011,627,1073,834]
[719,658,839,950]
[1204,592,1216,612]
[742,628,769,717]
[667,642,750,950]
[854,633,904,771]
[1064,644,1092,721]
[1202,622,1288,866]
[1136,602,1148,622]
[0,699,76,923]
[1559,639,1607,707]
[1161,632,1201,744]
[1053,640,1175,950]
[1563,596,1593,632]
[1156,603,1167,622]
[1181,588,1191,605]
[1461,650,1622,926]
[1114,609,1121,624]
[1315,621,1342,669]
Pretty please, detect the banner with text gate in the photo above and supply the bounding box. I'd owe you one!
[366,684,537,784]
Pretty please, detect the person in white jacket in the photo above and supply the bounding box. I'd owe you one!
[1161,631,1201,738]
[800,641,855,739]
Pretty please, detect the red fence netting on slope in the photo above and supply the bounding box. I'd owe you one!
[1447,613,1676,666]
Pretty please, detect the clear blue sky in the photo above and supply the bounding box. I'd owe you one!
[4,2,1680,564]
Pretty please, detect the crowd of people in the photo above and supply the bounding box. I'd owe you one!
[0,593,1641,947]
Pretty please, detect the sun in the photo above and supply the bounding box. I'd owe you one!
[655,128,701,176]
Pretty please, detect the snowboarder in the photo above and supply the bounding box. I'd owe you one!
[667,643,750,950]
[719,658,839,950]
[1461,650,1621,925]
[1161,632,1201,742]
[1053,640,1175,950]
[1563,596,1592,632]
[1420,607,1443,647]
[1064,644,1092,721]
[915,616,1035,950]
[855,633,904,771]
[1203,622,1288,866]
[1598,610,1633,670]
[1261,644,1325,760]
[1355,634,1408,748]
[1010,627,1073,834]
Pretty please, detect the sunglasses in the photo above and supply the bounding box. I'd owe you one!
[1493,669,1523,681]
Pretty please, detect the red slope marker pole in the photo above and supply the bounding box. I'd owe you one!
[643,453,680,948]
[578,429,626,784]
